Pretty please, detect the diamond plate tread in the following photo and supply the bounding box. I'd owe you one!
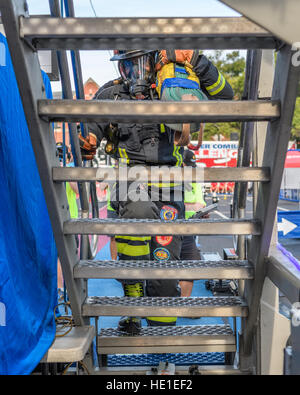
[97,324,236,354]
[83,296,248,317]
[74,259,253,280]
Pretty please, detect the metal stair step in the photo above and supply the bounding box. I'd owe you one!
[74,259,254,280]
[82,296,248,317]
[99,365,245,375]
[39,99,280,123]
[97,324,236,354]
[52,166,271,183]
[64,218,261,236]
[20,16,276,50]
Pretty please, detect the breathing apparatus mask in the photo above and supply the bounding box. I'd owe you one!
[111,50,156,99]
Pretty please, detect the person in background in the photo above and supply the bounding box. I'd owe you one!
[56,142,79,218]
[101,180,118,261]
[180,149,206,298]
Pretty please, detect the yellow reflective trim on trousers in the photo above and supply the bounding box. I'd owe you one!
[119,148,129,164]
[206,72,226,96]
[116,236,152,241]
[116,242,150,257]
[147,316,177,322]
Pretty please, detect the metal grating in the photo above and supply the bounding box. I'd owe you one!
[83,296,248,317]
[107,352,225,367]
[78,259,250,270]
[100,324,234,338]
[97,324,236,354]
[75,259,254,280]
[87,296,245,307]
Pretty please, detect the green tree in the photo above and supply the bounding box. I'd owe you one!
[290,81,300,145]
[291,96,300,141]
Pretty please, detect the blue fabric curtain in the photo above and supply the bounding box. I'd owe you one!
[0,34,57,375]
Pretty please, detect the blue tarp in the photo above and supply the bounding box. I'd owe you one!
[0,34,57,375]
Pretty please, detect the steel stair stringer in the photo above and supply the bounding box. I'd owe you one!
[240,45,300,362]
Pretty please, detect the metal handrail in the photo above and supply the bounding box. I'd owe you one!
[267,245,300,304]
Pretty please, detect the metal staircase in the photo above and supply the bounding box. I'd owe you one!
[1,0,300,375]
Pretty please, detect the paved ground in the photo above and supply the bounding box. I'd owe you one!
[200,194,300,261]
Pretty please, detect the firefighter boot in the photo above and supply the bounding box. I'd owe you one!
[117,282,144,335]
[117,316,142,336]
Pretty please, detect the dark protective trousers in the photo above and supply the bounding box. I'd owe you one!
[115,186,184,325]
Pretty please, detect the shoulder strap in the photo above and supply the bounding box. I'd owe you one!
[166,49,176,63]
[189,51,200,68]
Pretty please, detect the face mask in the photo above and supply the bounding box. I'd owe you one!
[118,53,155,99]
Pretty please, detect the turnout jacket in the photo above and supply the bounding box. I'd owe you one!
[88,53,234,166]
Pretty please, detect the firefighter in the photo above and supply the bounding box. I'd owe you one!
[80,50,234,334]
